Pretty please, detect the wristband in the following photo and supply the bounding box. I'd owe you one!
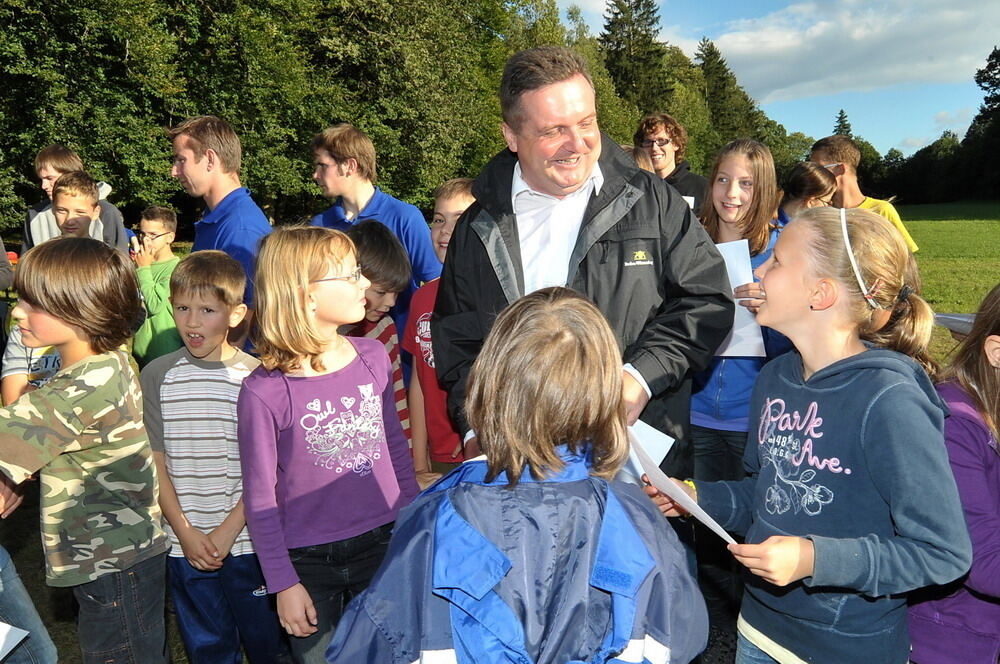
[682,479,697,504]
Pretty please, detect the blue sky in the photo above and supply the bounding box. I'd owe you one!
[564,0,998,156]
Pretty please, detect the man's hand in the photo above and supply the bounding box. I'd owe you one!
[729,536,815,586]
[177,526,222,571]
[277,583,318,637]
[622,371,650,425]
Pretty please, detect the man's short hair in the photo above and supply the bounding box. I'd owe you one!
[52,171,99,207]
[633,113,688,161]
[170,250,246,309]
[811,135,861,170]
[500,46,594,130]
[432,177,474,204]
[309,124,377,184]
[140,206,178,233]
[346,220,411,293]
[168,116,242,174]
[34,144,84,174]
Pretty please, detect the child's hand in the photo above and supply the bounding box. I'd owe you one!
[729,536,815,586]
[277,583,318,637]
[130,236,154,268]
[0,474,24,518]
[733,281,766,315]
[177,526,222,571]
[414,470,442,490]
[207,522,241,562]
[641,475,694,517]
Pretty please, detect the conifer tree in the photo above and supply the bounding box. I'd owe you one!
[695,38,757,152]
[598,0,670,113]
[834,109,853,136]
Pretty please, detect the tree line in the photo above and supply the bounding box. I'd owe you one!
[1,0,996,233]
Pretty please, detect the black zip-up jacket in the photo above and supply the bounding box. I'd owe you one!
[431,134,733,476]
[665,160,709,216]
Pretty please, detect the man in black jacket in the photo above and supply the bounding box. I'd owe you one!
[432,46,732,477]
[634,112,710,216]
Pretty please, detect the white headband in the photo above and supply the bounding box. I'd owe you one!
[839,207,880,309]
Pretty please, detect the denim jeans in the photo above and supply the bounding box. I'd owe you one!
[168,553,289,664]
[0,545,57,664]
[72,551,168,664]
[287,522,393,664]
[735,632,780,664]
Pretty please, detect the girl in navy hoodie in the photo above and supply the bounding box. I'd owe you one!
[649,207,972,663]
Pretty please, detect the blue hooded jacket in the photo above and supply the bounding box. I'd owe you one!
[697,348,972,663]
[690,227,792,431]
[326,448,708,664]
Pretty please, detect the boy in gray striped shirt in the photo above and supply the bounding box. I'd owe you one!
[142,250,287,663]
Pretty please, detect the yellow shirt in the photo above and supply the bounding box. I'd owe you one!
[857,197,918,252]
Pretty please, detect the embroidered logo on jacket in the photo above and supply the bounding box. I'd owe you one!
[299,384,384,475]
[624,249,654,267]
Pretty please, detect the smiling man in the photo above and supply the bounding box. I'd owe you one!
[169,116,272,305]
[433,46,733,475]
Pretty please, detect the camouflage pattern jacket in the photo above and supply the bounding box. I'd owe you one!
[0,351,167,587]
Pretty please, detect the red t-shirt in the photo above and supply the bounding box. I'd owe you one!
[346,317,410,445]
[401,279,464,462]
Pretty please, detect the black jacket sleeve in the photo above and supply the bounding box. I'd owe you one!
[431,205,494,437]
[624,185,733,397]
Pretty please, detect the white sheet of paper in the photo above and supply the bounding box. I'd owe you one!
[617,420,675,484]
[0,621,29,660]
[714,239,765,357]
[629,430,737,545]
[682,195,696,210]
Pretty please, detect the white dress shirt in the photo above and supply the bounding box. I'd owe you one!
[511,162,604,296]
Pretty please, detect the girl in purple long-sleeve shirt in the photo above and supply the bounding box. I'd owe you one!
[909,283,1000,664]
[238,226,419,664]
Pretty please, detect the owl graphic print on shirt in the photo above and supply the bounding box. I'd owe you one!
[299,383,384,475]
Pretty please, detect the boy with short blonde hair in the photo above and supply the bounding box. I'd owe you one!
[142,250,286,663]
[402,178,474,479]
[132,206,183,367]
[24,145,128,253]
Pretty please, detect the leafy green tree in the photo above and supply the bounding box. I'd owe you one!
[598,0,670,113]
[852,135,882,193]
[833,109,853,137]
[659,45,714,173]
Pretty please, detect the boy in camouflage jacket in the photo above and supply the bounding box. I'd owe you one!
[0,238,168,664]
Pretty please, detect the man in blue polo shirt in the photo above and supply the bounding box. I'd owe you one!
[310,124,440,349]
[169,115,271,306]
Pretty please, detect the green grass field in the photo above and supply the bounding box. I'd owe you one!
[900,200,1000,361]
[1,202,998,663]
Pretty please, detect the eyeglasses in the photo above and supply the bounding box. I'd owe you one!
[641,137,672,148]
[134,230,171,242]
[312,265,365,284]
[820,162,843,172]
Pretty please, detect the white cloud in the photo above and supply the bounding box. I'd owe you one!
[898,136,931,150]
[702,0,1000,103]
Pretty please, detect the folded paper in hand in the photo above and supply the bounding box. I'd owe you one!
[629,429,736,545]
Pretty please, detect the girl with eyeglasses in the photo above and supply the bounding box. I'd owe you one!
[238,225,420,664]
